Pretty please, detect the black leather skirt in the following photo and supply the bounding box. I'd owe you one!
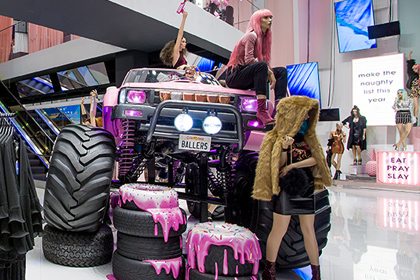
[272,188,316,215]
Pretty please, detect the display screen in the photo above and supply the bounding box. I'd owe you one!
[334,0,377,53]
[286,62,321,105]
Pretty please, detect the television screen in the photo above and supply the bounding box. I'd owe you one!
[286,62,321,105]
[334,0,377,53]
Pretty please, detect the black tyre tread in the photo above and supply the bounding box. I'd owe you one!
[254,192,332,269]
[231,152,332,269]
[113,207,187,238]
[226,151,259,228]
[204,245,253,276]
[44,124,115,232]
[112,251,184,280]
[42,224,113,267]
[185,163,201,219]
[188,269,254,280]
[117,233,182,261]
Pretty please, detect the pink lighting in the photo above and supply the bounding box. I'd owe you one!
[126,90,146,103]
[377,151,420,186]
[124,109,143,117]
[241,98,258,112]
[247,119,262,128]
[377,197,420,233]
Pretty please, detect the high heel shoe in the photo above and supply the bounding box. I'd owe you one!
[393,144,398,151]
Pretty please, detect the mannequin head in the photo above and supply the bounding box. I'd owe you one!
[351,106,360,118]
[228,9,273,67]
[397,89,408,100]
[336,122,343,131]
[180,37,187,51]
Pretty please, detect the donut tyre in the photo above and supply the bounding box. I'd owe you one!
[42,224,113,267]
[113,207,187,238]
[119,184,179,211]
[44,124,115,232]
[117,233,182,261]
[188,269,254,280]
[112,251,184,280]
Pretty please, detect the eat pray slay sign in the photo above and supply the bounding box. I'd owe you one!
[377,151,420,186]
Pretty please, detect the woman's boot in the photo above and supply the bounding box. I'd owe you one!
[262,260,276,280]
[333,171,338,180]
[257,98,275,126]
[311,264,321,280]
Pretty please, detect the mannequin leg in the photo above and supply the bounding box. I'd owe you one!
[299,214,321,280]
[351,146,357,165]
[396,123,404,150]
[336,154,343,171]
[401,123,413,150]
[263,213,291,280]
[356,146,362,164]
[266,213,291,261]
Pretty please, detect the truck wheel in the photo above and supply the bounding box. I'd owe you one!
[253,190,331,269]
[185,162,201,219]
[44,124,116,232]
[225,151,258,228]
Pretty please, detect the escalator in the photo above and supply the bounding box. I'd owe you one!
[27,109,60,141]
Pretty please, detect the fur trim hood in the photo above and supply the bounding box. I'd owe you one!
[252,96,332,201]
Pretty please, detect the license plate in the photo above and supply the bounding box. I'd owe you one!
[179,134,211,152]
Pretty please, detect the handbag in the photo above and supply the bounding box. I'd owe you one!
[274,148,316,215]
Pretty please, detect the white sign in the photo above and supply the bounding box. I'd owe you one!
[352,53,405,126]
[179,134,211,152]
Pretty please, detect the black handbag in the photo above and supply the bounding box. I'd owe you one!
[274,149,315,215]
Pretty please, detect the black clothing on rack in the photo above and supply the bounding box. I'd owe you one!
[0,114,43,280]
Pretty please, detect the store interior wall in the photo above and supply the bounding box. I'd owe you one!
[398,0,420,61]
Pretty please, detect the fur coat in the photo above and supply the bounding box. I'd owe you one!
[252,96,332,201]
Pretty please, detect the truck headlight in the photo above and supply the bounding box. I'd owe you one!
[202,115,222,135]
[174,112,193,132]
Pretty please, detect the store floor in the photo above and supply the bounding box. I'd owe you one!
[28,183,420,280]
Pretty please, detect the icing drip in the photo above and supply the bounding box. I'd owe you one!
[147,208,186,242]
[119,183,186,242]
[214,262,218,280]
[186,222,262,276]
[106,274,117,280]
[119,183,179,210]
[223,249,228,275]
[144,257,183,279]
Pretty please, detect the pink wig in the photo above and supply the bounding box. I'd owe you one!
[227,9,273,67]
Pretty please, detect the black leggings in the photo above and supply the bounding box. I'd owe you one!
[225,62,288,100]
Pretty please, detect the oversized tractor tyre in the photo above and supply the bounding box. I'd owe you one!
[42,224,113,267]
[225,151,258,228]
[229,151,332,269]
[44,124,116,232]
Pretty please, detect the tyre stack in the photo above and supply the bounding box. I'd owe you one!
[112,184,187,280]
[42,124,116,267]
[186,222,262,280]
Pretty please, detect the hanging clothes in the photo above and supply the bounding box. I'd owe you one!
[0,115,43,280]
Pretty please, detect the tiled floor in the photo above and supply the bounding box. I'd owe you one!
[27,184,420,280]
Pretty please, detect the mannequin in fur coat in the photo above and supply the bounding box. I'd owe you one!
[253,96,332,280]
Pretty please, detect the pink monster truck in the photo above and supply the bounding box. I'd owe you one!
[44,68,331,269]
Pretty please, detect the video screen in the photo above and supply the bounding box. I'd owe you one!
[334,0,377,53]
[286,62,321,105]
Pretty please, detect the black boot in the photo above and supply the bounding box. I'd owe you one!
[311,264,321,280]
[262,260,276,280]
[333,171,339,180]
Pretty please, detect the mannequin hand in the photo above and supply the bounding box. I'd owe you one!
[408,50,413,60]
[363,134,366,141]
[282,135,294,149]
[268,71,276,90]
[81,97,85,103]
[280,164,294,177]
[90,89,98,98]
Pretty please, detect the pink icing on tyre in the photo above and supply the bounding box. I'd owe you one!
[366,160,377,177]
[119,183,179,210]
[144,257,183,279]
[186,222,262,279]
[119,183,186,242]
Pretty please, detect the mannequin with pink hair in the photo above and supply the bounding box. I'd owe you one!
[225,9,288,127]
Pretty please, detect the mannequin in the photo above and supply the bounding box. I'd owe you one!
[329,123,345,179]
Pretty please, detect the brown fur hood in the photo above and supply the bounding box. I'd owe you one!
[252,96,332,201]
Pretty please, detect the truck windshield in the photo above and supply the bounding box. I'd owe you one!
[123,69,220,86]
